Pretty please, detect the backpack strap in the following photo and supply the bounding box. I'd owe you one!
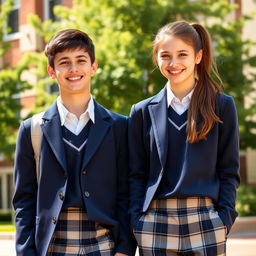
[30,112,44,183]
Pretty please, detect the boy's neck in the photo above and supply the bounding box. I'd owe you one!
[60,93,91,119]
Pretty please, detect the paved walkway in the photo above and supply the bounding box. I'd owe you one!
[227,237,256,256]
[1,217,255,256]
[1,234,255,256]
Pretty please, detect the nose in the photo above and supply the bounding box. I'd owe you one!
[69,62,78,72]
[168,58,179,67]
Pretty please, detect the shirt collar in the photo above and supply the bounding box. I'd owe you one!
[57,95,95,125]
[166,82,195,107]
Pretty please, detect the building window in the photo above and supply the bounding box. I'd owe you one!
[7,5,19,34]
[2,0,20,40]
[44,0,62,21]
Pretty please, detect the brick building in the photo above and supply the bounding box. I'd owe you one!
[0,0,255,213]
[0,0,72,213]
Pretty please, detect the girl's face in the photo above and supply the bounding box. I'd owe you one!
[157,35,202,90]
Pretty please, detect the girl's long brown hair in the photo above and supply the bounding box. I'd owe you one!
[153,21,222,143]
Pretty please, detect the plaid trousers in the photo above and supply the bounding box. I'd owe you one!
[134,197,227,256]
[47,208,115,256]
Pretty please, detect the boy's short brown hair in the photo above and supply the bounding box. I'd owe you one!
[45,29,95,68]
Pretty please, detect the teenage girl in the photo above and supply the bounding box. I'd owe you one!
[128,21,240,256]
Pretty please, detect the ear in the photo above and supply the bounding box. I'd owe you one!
[47,65,56,79]
[195,49,203,64]
[90,61,98,76]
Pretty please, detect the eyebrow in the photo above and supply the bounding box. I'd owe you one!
[159,50,189,53]
[57,55,89,62]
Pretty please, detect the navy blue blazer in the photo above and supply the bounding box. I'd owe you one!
[13,100,136,256]
[128,87,240,233]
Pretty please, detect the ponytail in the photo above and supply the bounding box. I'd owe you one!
[187,23,222,143]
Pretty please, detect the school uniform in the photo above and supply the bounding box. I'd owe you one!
[128,86,240,255]
[13,97,136,256]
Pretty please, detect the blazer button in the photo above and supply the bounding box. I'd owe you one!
[84,191,90,197]
[82,170,86,175]
[52,217,57,224]
[59,193,65,200]
[64,172,68,179]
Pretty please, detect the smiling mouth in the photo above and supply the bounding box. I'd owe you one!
[168,69,184,76]
[66,76,83,81]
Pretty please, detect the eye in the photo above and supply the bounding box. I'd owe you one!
[59,61,69,65]
[179,53,188,57]
[160,54,170,59]
[78,59,87,63]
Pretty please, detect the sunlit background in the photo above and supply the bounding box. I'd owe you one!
[0,0,255,255]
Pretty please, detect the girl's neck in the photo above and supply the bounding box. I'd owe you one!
[168,80,196,100]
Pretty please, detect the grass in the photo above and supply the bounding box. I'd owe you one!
[0,222,15,232]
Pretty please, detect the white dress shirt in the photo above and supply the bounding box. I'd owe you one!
[56,96,95,135]
[166,84,194,115]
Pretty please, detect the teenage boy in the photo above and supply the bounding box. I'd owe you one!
[13,29,135,256]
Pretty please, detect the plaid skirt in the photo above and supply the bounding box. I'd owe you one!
[134,197,227,256]
[47,208,115,256]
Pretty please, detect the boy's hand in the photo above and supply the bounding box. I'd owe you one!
[115,253,128,256]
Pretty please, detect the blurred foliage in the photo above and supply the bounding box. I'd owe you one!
[0,0,14,56]
[236,185,256,216]
[28,0,256,149]
[0,0,256,158]
[0,212,12,222]
[17,52,57,115]
[209,17,256,149]
[0,0,31,158]
[0,63,31,158]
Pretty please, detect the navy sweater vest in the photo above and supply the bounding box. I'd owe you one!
[62,122,91,208]
[155,106,188,198]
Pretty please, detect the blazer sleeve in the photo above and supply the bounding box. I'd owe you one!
[12,120,37,256]
[216,95,240,233]
[128,104,149,227]
[114,116,137,255]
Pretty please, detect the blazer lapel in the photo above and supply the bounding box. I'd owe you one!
[41,102,67,172]
[148,87,168,168]
[81,101,111,170]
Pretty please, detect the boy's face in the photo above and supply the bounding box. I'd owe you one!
[47,48,98,97]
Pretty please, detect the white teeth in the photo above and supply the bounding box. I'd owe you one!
[68,76,81,81]
[170,70,181,74]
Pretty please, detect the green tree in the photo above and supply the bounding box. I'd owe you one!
[209,17,256,149]
[0,68,30,158]
[0,0,31,158]
[25,0,256,149]
[0,0,14,56]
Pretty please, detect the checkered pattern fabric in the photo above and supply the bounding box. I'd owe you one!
[47,207,114,256]
[134,197,226,256]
